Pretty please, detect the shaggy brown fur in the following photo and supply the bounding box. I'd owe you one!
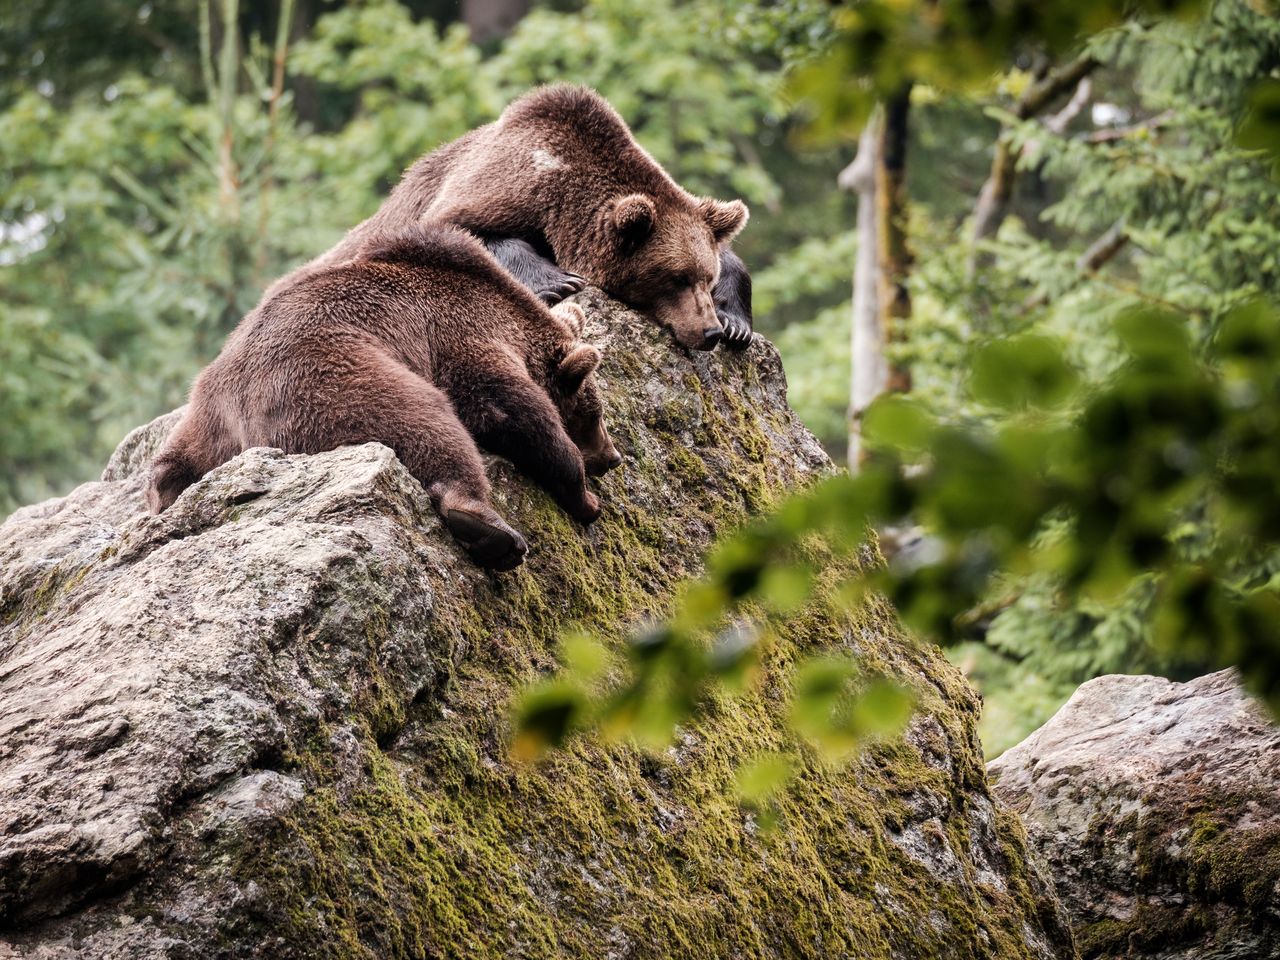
[300,85,750,352]
[148,224,620,571]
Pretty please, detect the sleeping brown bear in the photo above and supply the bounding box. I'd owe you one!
[303,85,753,352]
[148,224,619,571]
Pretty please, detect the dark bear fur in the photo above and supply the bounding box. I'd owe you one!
[148,224,619,571]
[302,85,751,352]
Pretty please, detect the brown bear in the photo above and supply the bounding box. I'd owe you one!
[300,85,753,352]
[148,224,620,571]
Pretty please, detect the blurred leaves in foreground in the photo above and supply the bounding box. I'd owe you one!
[517,299,1280,771]
[791,0,1208,140]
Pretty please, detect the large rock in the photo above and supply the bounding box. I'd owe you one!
[0,292,1073,959]
[989,670,1280,959]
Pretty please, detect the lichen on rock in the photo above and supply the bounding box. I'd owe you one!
[0,292,1073,958]
[989,669,1280,960]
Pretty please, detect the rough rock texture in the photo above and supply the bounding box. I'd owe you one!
[0,291,1073,959]
[989,670,1280,959]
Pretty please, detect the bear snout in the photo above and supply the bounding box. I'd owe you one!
[585,447,624,476]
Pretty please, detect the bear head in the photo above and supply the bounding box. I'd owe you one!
[592,192,749,351]
[548,303,621,477]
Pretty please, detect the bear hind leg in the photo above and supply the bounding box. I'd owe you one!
[443,345,599,525]
[324,350,528,571]
[147,410,230,514]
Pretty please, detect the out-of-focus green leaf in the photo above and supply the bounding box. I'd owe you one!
[863,396,937,452]
[734,752,796,803]
[970,335,1077,410]
[1237,77,1280,168]
[512,681,589,762]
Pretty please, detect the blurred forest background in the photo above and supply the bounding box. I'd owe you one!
[3,0,1278,755]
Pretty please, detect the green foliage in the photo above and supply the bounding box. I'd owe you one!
[516,0,1280,766]
[772,303,850,450]
[0,0,845,515]
[0,80,289,505]
[791,0,1208,140]
[762,0,1280,751]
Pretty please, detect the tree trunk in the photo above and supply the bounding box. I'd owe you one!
[463,0,530,43]
[840,117,885,471]
[878,85,913,397]
[840,86,912,471]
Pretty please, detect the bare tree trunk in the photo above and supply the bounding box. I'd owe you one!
[839,86,913,471]
[969,56,1098,271]
[839,115,885,471]
[463,0,530,43]
[878,85,913,397]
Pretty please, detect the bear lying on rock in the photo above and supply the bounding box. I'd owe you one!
[304,84,754,352]
[148,224,618,570]
[150,87,755,569]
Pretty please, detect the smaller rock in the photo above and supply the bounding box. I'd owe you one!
[989,669,1280,959]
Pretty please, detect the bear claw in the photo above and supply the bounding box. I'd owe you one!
[443,507,529,571]
[538,272,587,305]
[718,312,753,351]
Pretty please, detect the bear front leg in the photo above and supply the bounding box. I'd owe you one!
[446,347,601,525]
[714,247,754,351]
[481,236,587,306]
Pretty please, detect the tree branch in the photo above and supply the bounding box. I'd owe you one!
[1022,218,1129,311]
[1085,109,1175,143]
[1012,55,1099,122]
[1044,76,1092,136]
[969,56,1101,262]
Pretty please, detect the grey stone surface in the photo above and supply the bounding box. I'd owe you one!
[990,669,1280,959]
[0,293,1072,959]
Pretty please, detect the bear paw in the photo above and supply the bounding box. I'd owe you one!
[442,505,529,571]
[568,490,602,526]
[536,267,587,306]
[717,308,753,351]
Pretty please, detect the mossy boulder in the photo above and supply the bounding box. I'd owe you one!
[989,670,1280,959]
[0,293,1073,959]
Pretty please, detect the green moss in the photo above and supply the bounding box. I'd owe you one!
[228,545,1061,959]
[216,321,1064,958]
[3,562,93,633]
[666,443,710,488]
[1072,786,1280,958]
[1076,903,1212,958]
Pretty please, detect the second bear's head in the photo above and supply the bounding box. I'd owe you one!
[547,302,622,478]
[594,192,748,353]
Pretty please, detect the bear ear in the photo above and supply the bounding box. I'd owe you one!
[610,194,656,252]
[552,301,586,337]
[699,197,749,244]
[557,344,601,391]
